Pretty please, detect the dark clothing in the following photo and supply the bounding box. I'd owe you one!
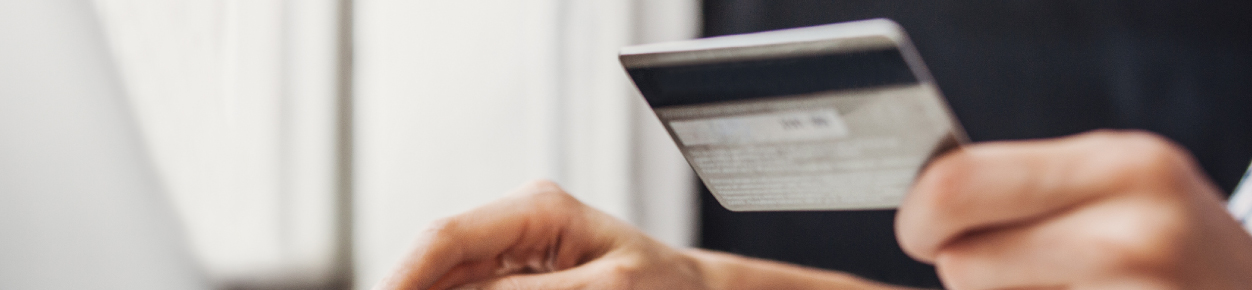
[698,1,1252,287]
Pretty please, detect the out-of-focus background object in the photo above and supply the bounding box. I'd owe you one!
[0,1,208,289]
[83,0,700,289]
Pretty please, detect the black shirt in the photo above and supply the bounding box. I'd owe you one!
[698,1,1252,287]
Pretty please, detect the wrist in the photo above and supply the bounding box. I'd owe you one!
[684,248,740,290]
[684,248,913,290]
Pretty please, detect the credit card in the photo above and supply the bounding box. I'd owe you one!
[1226,161,1252,233]
[620,19,967,211]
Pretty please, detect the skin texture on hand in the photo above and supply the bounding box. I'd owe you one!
[373,180,711,290]
[377,130,1252,290]
[374,180,898,290]
[896,130,1252,289]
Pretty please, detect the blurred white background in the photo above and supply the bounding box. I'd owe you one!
[91,0,699,289]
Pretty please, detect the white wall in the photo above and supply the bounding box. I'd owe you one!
[353,0,698,288]
[632,0,703,250]
[353,2,568,287]
[93,0,346,287]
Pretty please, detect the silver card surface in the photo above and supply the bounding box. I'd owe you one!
[621,19,967,211]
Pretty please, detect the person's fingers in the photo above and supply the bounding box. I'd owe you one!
[423,260,509,290]
[454,257,631,290]
[374,180,609,290]
[896,130,1201,263]
[931,193,1183,290]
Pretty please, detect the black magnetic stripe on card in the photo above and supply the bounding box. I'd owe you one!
[627,49,918,108]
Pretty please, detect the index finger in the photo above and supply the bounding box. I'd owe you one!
[374,180,605,290]
[894,130,1202,263]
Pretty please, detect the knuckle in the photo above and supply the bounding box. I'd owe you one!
[518,179,573,201]
[523,179,563,192]
[504,179,585,217]
[1118,131,1186,171]
[525,185,581,210]
[1088,130,1192,191]
[913,150,978,214]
